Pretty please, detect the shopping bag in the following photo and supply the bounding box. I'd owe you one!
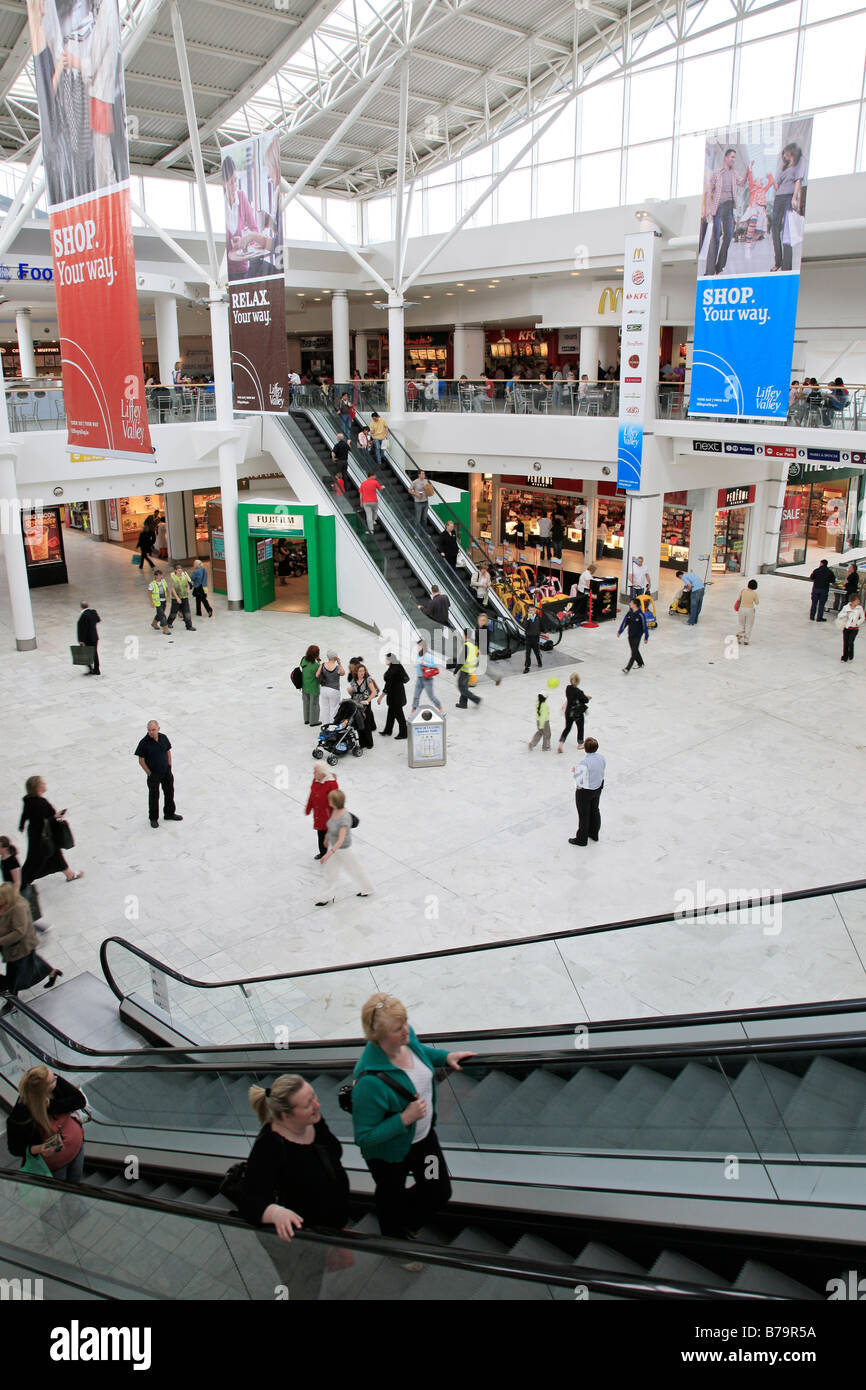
[783,209,804,247]
[131,553,142,566]
[70,644,95,667]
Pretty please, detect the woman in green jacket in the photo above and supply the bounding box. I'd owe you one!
[300,644,321,726]
[352,993,475,1237]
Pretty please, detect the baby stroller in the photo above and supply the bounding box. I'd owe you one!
[669,588,691,618]
[313,699,365,765]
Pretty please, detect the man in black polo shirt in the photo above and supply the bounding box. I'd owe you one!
[135,720,183,828]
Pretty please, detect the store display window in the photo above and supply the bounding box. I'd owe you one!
[713,507,749,574]
[194,490,220,551]
[597,499,625,555]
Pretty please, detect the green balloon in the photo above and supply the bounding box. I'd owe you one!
[547,676,560,689]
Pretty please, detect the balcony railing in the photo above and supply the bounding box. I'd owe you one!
[3,383,217,432]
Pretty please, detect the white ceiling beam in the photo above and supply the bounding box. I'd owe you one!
[294,193,393,295]
[168,1,220,283]
[157,0,337,168]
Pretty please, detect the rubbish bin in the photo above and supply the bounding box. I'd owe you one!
[407,708,447,768]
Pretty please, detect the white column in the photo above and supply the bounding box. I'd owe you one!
[331,290,350,389]
[600,325,620,375]
[0,361,37,650]
[452,325,485,379]
[164,491,188,562]
[686,488,718,585]
[89,500,106,538]
[579,326,600,382]
[154,295,180,386]
[15,308,36,379]
[354,331,367,376]
[387,295,405,418]
[209,288,243,610]
[621,488,665,598]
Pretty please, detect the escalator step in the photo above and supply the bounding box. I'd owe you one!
[637,1061,733,1152]
[147,1182,187,1202]
[572,1065,670,1147]
[734,1260,822,1299]
[574,1241,647,1276]
[648,1250,731,1288]
[538,1068,617,1125]
[508,1233,574,1265]
[484,1069,566,1122]
[452,1071,521,1120]
[400,1228,511,1302]
[727,1060,799,1153]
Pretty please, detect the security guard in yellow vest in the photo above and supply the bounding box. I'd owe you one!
[148,572,170,633]
[167,563,196,632]
[456,638,481,709]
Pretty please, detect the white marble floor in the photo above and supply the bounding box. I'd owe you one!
[2,529,866,1042]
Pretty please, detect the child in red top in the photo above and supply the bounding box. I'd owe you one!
[305,765,338,859]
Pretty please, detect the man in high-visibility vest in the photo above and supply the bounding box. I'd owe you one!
[455,636,481,710]
[148,571,170,634]
[167,563,197,632]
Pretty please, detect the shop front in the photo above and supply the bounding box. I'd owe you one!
[713,485,755,575]
[596,494,626,560]
[300,335,333,380]
[193,489,220,555]
[234,501,338,616]
[660,492,691,570]
[62,502,91,533]
[496,475,588,561]
[105,493,164,548]
[777,465,863,568]
[484,327,556,376]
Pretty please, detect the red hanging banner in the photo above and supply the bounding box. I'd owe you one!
[27,0,152,460]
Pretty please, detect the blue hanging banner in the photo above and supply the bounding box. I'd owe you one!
[616,231,659,490]
[690,117,813,422]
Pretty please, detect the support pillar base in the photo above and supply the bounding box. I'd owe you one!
[226,599,243,611]
[16,637,37,651]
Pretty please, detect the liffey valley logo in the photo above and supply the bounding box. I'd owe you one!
[269,382,285,408]
[756,386,782,412]
[121,377,145,445]
[50,1321,152,1371]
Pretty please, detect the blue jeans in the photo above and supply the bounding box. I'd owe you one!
[412,675,441,711]
[810,589,828,620]
[707,200,734,275]
[340,411,352,435]
[371,438,384,466]
[687,588,705,625]
[54,1146,85,1183]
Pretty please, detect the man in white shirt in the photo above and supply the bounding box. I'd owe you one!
[569,563,596,620]
[629,555,651,598]
[596,521,609,560]
[569,737,606,846]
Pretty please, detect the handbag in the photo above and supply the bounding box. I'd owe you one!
[53,819,74,851]
[421,665,439,679]
[131,553,142,566]
[22,882,42,922]
[350,813,360,828]
[733,598,741,612]
[783,209,805,248]
[835,612,848,630]
[424,482,435,497]
[70,644,95,667]
[218,1160,247,1207]
[22,1149,52,1177]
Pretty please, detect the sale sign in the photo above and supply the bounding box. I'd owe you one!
[26,0,152,460]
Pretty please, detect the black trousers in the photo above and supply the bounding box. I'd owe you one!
[456,670,481,707]
[382,702,408,737]
[139,549,155,569]
[316,828,327,855]
[523,636,542,670]
[809,588,829,620]
[193,584,213,617]
[559,710,584,745]
[575,783,603,845]
[842,628,858,661]
[168,596,193,629]
[147,771,176,821]
[367,1128,452,1238]
[625,633,644,670]
[90,640,100,675]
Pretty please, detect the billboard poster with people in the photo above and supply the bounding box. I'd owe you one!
[26,0,152,460]
[690,117,813,421]
[222,132,288,411]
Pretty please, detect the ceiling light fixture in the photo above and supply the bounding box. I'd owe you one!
[422,294,431,299]
[445,291,454,296]
[456,282,464,286]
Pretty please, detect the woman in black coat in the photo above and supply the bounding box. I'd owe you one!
[377,653,409,739]
[239,1075,352,1298]
[6,1065,87,1182]
[19,777,82,889]
[557,673,591,753]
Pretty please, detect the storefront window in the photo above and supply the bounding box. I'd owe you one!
[194,490,220,550]
[777,477,857,567]
[660,502,691,568]
[498,485,588,560]
[778,484,810,566]
[713,507,749,574]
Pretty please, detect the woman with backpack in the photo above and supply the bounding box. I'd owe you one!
[350,993,475,1237]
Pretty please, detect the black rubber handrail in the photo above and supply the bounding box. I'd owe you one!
[0,1167,780,1300]
[99,876,866,1000]
[4,989,866,1072]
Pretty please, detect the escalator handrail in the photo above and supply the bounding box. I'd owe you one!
[0,1166,776,1300]
[346,403,531,634]
[99,876,866,999]
[4,986,866,1071]
[275,412,420,633]
[298,405,472,629]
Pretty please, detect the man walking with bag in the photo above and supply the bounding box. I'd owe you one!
[76,601,101,676]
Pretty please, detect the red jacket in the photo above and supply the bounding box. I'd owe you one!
[305,776,338,830]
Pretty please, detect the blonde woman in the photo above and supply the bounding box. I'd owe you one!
[0,881,61,999]
[238,1075,350,1240]
[316,789,373,906]
[838,592,865,663]
[6,1065,87,1182]
[351,994,475,1237]
[557,672,590,753]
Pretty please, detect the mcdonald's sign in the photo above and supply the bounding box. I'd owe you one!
[598,287,622,314]
[633,247,645,260]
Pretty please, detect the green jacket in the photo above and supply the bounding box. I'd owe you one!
[300,658,320,695]
[351,1028,450,1162]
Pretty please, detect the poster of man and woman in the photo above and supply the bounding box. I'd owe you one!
[698,118,812,280]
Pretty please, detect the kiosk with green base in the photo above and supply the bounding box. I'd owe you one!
[236,500,338,615]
